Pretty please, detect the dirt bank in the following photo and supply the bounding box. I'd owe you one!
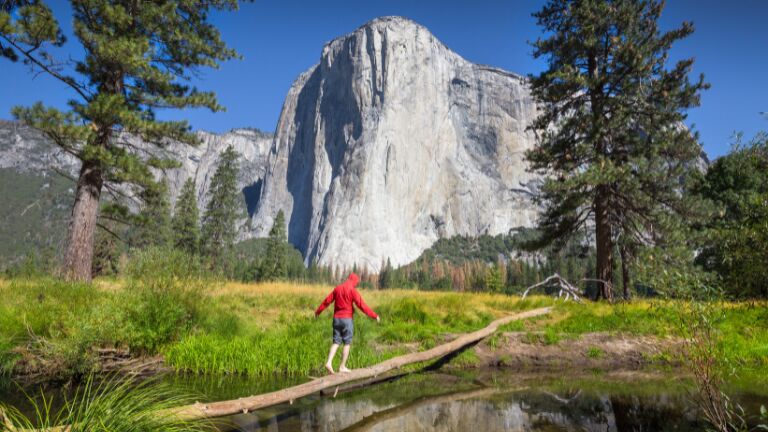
[456,331,684,370]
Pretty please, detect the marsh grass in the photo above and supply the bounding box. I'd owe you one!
[0,276,766,379]
[0,375,208,432]
[164,286,519,376]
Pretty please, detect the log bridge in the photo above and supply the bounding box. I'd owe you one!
[0,307,552,431]
[169,306,552,421]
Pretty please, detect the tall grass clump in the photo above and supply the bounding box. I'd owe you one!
[120,247,209,354]
[0,375,208,431]
[165,315,386,376]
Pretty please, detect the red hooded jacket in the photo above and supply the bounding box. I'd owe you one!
[315,273,378,319]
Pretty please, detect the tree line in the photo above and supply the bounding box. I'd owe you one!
[92,145,305,282]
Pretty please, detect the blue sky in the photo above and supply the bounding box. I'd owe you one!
[1,0,766,158]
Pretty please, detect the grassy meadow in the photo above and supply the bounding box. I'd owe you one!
[1,275,766,381]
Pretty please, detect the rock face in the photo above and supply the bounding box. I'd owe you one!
[249,16,540,270]
[0,120,273,217]
[141,128,273,218]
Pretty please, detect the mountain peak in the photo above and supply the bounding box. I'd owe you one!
[324,15,436,52]
[359,15,423,30]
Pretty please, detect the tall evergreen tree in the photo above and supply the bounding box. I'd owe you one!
[1,1,244,281]
[132,179,172,249]
[527,0,708,300]
[261,210,288,280]
[172,178,201,255]
[379,258,393,289]
[201,146,242,269]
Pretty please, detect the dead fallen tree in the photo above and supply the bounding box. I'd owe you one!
[521,273,585,303]
[168,306,552,421]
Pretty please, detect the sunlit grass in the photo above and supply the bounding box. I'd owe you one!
[1,277,766,378]
[0,375,208,432]
[164,282,549,376]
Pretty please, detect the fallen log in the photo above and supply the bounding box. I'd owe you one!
[168,306,552,421]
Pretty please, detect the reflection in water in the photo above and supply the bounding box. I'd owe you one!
[2,371,764,432]
[219,371,724,432]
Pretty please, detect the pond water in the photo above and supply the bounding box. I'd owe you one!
[169,370,767,432]
[2,369,767,431]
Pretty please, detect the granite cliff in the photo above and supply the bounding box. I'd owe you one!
[249,17,540,270]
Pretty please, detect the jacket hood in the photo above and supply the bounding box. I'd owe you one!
[347,273,360,286]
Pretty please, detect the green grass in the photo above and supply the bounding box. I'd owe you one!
[0,375,208,432]
[0,272,548,378]
[587,347,605,359]
[486,332,504,351]
[1,274,766,380]
[165,294,498,376]
[448,348,481,368]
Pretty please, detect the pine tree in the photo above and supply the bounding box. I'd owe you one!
[172,178,201,255]
[201,146,242,270]
[484,264,503,293]
[261,210,288,280]
[1,1,244,281]
[379,258,393,289]
[527,0,708,300]
[307,258,320,283]
[131,179,173,249]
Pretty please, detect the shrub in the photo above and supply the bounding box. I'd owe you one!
[121,247,208,354]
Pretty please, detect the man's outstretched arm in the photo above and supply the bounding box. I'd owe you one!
[315,291,335,316]
[353,291,379,320]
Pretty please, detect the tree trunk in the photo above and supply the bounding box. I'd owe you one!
[620,244,631,300]
[594,188,613,301]
[63,158,103,282]
[588,47,613,302]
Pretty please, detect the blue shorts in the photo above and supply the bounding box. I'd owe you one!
[332,318,354,345]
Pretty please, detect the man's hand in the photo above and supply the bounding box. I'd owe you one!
[376,316,381,323]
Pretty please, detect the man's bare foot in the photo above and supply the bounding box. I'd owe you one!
[325,363,335,374]
[339,366,351,373]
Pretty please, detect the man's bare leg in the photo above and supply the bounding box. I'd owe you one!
[339,344,351,372]
[325,343,339,374]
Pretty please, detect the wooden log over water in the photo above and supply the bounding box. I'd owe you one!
[169,307,552,421]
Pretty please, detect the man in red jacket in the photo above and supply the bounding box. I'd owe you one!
[315,272,380,374]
